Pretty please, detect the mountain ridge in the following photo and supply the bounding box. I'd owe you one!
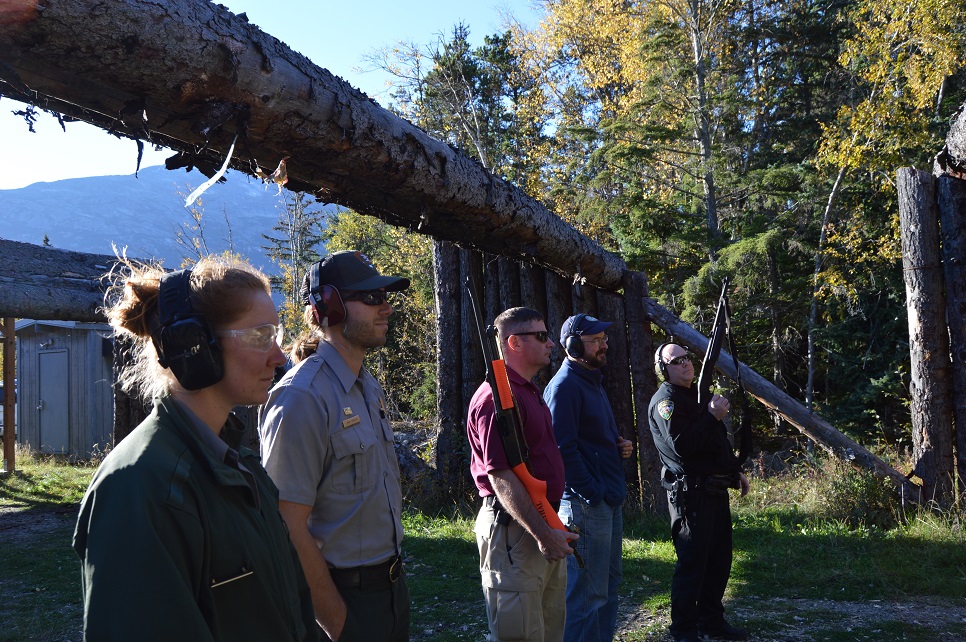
[0,167,331,274]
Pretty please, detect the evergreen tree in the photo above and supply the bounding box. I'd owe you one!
[261,192,328,339]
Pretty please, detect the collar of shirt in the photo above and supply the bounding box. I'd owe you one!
[505,364,545,402]
[316,340,361,394]
[167,398,257,499]
[171,397,233,463]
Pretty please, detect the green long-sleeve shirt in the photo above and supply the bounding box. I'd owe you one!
[73,397,319,642]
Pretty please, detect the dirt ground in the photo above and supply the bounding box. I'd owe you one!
[616,594,966,641]
[3,506,965,642]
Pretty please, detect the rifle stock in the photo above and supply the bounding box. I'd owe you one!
[466,277,567,533]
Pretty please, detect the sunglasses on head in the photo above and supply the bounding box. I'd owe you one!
[511,331,550,342]
[666,353,693,366]
[342,290,392,306]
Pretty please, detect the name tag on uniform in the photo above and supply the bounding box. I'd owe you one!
[342,415,361,428]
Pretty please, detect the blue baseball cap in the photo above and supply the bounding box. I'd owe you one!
[560,314,612,343]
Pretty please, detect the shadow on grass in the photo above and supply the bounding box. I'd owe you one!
[0,455,94,511]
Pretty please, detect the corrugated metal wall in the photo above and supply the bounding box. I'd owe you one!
[16,321,113,459]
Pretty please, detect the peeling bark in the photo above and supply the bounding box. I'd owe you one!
[0,0,625,289]
[937,175,966,497]
[897,168,955,506]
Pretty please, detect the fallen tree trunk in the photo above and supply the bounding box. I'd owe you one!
[0,0,626,290]
[641,296,921,501]
[0,239,122,321]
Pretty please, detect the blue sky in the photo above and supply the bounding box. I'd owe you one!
[0,0,542,190]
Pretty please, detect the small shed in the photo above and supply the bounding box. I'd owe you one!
[15,319,113,458]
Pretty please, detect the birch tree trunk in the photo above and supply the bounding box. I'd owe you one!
[897,168,955,506]
[807,166,846,411]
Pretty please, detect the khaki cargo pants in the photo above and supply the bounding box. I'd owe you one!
[475,503,567,642]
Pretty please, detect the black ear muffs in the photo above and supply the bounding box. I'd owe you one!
[152,269,223,391]
[654,342,671,379]
[307,263,346,325]
[563,313,588,359]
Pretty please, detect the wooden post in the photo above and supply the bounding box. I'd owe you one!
[623,271,663,511]
[937,175,966,497]
[2,317,15,473]
[433,240,465,492]
[461,249,485,425]
[897,168,954,505]
[496,256,521,312]
[520,262,552,389]
[544,272,573,379]
[597,290,641,498]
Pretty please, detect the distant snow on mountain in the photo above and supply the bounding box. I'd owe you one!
[0,166,331,274]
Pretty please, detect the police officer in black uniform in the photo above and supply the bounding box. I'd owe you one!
[648,342,750,642]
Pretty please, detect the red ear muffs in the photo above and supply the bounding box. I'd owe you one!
[310,284,346,326]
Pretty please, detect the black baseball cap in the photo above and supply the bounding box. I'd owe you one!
[301,251,409,304]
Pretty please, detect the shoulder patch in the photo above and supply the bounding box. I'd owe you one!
[658,399,674,421]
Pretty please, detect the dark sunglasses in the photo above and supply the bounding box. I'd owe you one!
[511,331,551,342]
[666,353,693,366]
[342,290,392,306]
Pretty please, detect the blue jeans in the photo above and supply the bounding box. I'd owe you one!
[558,499,622,642]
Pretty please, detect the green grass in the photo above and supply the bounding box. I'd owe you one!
[2,452,965,641]
[0,446,97,510]
[0,527,84,642]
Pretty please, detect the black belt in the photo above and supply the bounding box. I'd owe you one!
[483,494,560,514]
[329,555,403,590]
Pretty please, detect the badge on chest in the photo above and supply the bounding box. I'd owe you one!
[342,406,361,428]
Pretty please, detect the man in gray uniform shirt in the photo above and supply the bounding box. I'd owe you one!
[259,250,411,642]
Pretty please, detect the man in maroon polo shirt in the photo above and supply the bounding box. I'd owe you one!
[467,307,579,642]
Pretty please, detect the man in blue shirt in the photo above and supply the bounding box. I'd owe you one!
[544,314,633,642]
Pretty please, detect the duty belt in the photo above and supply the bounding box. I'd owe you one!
[662,470,737,493]
[329,555,403,590]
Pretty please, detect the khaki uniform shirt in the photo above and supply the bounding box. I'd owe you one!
[259,341,403,568]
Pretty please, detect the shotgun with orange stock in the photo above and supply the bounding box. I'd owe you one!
[465,277,568,533]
